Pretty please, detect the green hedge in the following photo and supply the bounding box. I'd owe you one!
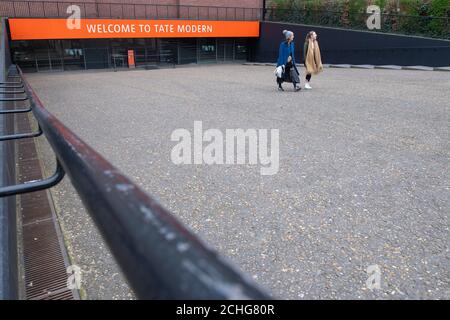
[266,0,450,39]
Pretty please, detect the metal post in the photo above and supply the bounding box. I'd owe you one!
[196,38,199,64]
[59,45,63,71]
[48,48,52,71]
[262,0,266,21]
[83,48,86,70]
[143,47,149,67]
[177,40,180,65]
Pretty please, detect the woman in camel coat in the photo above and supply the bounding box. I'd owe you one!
[303,31,323,90]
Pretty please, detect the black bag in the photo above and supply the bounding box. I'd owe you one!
[279,61,299,84]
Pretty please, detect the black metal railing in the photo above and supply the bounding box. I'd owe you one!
[265,8,450,40]
[0,18,18,300]
[0,1,263,21]
[0,62,272,299]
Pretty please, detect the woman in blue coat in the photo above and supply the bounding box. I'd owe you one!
[276,30,301,92]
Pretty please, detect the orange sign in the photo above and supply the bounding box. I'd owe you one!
[8,18,260,40]
[128,50,135,69]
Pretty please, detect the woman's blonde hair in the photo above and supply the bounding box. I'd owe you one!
[305,31,316,43]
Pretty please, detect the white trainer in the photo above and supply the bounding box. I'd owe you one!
[304,82,312,90]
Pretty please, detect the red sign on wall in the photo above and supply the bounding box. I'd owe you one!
[127,50,135,69]
[8,18,260,40]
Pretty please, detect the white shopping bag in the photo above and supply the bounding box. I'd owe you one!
[274,65,284,78]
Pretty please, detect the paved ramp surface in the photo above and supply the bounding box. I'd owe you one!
[27,65,450,299]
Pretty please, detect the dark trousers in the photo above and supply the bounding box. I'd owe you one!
[304,63,312,82]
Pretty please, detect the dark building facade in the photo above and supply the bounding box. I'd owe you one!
[1,1,264,71]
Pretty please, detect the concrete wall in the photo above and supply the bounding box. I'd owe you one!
[252,21,450,67]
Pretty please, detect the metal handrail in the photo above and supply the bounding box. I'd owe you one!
[0,159,64,196]
[0,123,42,141]
[0,106,31,114]
[0,64,272,299]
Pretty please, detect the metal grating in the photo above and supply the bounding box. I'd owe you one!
[16,111,78,300]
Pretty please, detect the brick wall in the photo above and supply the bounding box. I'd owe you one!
[1,0,263,19]
[180,0,263,8]
[1,0,263,7]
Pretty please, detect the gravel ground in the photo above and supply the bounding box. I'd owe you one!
[28,64,449,300]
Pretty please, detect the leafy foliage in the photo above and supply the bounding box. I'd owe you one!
[266,0,450,39]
